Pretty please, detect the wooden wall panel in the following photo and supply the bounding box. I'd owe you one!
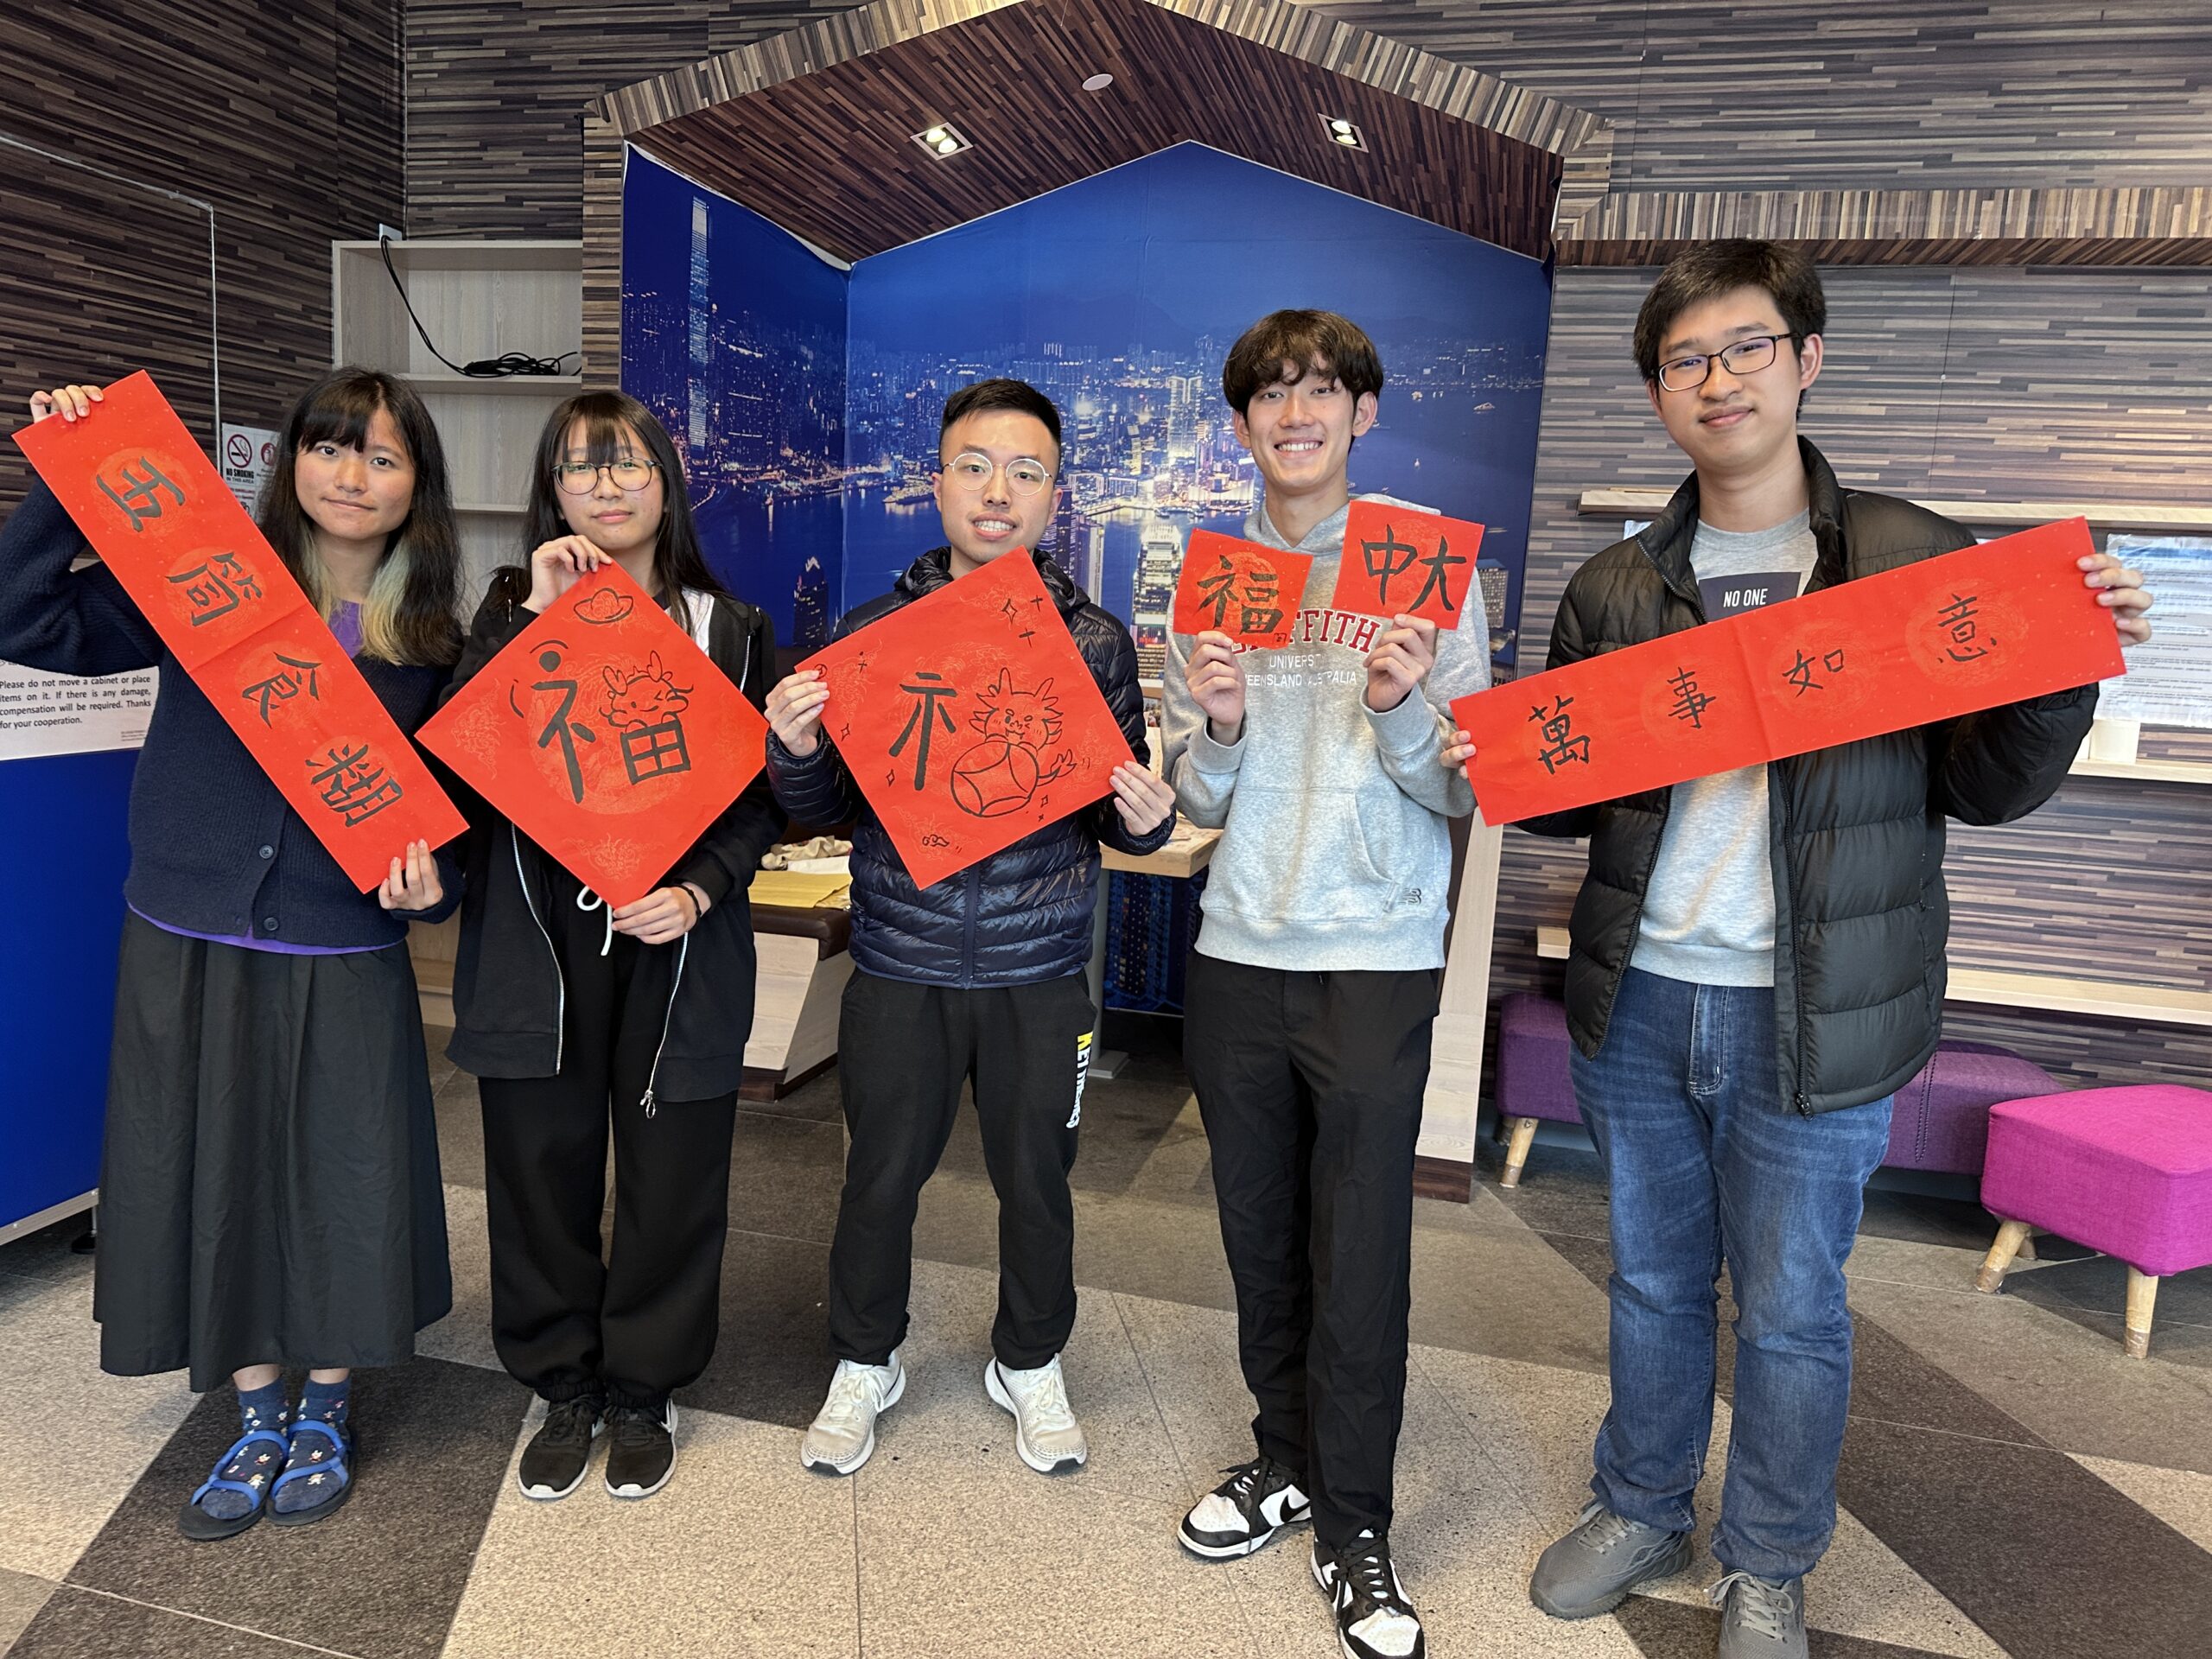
[0,1,405,505]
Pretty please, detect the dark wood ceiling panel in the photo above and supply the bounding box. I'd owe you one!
[625,0,1563,262]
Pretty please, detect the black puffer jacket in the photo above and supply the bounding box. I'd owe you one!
[1524,440,2098,1112]
[766,547,1171,986]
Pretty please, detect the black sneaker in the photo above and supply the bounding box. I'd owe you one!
[1178,1454,1313,1559]
[1313,1530,1425,1659]
[604,1400,677,1500]
[518,1395,601,1501]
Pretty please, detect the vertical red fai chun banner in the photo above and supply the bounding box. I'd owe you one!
[13,371,464,888]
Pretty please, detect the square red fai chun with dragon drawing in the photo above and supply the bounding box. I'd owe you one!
[801,552,1135,890]
[418,564,768,907]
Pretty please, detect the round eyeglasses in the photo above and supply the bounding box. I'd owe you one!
[555,458,659,495]
[1655,333,1796,393]
[941,452,1053,496]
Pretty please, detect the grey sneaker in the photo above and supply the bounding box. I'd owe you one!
[1529,1500,1694,1619]
[1712,1571,1808,1658]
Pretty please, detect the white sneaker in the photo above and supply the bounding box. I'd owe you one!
[799,1351,906,1475]
[983,1355,1089,1474]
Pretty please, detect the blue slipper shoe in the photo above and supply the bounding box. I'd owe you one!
[177,1425,289,1541]
[270,1416,354,1528]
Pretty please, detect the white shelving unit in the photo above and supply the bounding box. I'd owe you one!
[333,237,582,1012]
[331,238,582,598]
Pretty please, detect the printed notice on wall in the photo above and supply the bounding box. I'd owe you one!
[219,423,279,516]
[2094,536,2212,729]
[0,661,157,760]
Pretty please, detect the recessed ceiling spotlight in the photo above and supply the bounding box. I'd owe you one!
[1082,73,1115,92]
[1321,114,1367,151]
[912,122,972,158]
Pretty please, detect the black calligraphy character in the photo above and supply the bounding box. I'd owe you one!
[240,651,321,725]
[1240,567,1284,637]
[97,458,185,531]
[1936,594,1992,662]
[1529,693,1590,773]
[889,671,959,790]
[531,645,597,804]
[1360,524,1420,607]
[1409,536,1467,615]
[1823,648,1846,673]
[166,550,263,626]
[1197,555,1238,630]
[1666,666,1713,728]
[308,742,404,827]
[1784,647,1825,696]
[601,652,692,785]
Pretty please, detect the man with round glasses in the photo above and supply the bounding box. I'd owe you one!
[1492,241,2152,1657]
[763,377,1177,1482]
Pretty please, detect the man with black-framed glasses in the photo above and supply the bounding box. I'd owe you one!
[1485,241,2153,1657]
[763,377,1177,1480]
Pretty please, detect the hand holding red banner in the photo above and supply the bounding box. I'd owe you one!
[11,372,465,888]
[1450,519,2123,824]
[418,564,768,908]
[1336,501,1486,628]
[800,552,1134,890]
[1171,530,1313,649]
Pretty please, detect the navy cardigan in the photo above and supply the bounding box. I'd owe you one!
[0,479,460,947]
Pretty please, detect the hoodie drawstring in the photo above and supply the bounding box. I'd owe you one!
[575,887,613,957]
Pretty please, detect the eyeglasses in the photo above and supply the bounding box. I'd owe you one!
[941,452,1053,496]
[1655,334,1796,393]
[554,458,659,495]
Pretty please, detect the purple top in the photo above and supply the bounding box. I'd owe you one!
[137,603,396,957]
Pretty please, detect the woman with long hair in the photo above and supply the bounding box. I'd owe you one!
[0,368,465,1538]
[444,391,780,1503]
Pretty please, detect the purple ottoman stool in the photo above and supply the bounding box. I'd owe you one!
[1977,1085,2212,1357]
[1493,994,1580,1187]
[1885,1039,2062,1175]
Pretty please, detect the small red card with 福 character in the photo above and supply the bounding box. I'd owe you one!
[1171,529,1313,649]
[417,563,768,907]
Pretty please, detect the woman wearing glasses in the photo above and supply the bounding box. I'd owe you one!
[442,391,782,1503]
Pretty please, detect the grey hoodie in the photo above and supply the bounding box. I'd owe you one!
[1160,494,1491,972]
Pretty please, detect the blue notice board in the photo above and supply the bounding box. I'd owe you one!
[0,747,134,1235]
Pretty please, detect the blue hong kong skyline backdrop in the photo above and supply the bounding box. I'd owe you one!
[621,141,1553,672]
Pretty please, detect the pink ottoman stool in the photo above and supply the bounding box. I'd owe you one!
[1975,1084,2212,1357]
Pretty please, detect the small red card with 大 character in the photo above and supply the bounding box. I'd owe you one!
[13,370,465,889]
[1335,500,1486,628]
[417,563,767,907]
[1171,529,1313,649]
[1450,518,2122,824]
[800,551,1135,890]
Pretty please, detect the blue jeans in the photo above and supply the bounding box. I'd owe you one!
[1570,966,1891,1581]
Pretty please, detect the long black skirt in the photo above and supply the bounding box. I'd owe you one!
[93,913,452,1390]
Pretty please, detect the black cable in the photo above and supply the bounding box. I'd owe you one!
[378,236,578,378]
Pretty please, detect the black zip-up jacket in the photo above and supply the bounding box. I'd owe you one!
[0,477,461,944]
[442,571,784,1101]
[1522,440,2098,1112]
[766,547,1173,986]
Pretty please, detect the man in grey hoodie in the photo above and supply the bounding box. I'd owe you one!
[1161,310,1490,1659]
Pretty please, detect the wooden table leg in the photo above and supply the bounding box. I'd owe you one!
[1976,1218,2031,1293]
[1500,1116,1540,1189]
[2125,1267,2159,1359]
